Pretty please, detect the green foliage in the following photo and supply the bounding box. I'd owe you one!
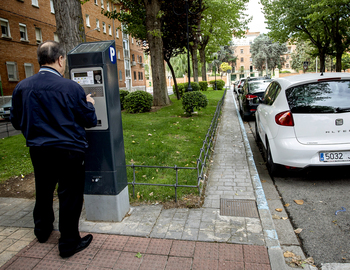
[342,53,350,71]
[209,79,225,90]
[280,70,291,73]
[184,82,200,92]
[182,91,208,116]
[119,90,130,110]
[199,81,208,91]
[124,90,153,113]
[173,83,186,98]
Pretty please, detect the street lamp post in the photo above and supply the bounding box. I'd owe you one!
[173,0,201,92]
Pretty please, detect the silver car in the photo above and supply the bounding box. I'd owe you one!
[0,99,12,120]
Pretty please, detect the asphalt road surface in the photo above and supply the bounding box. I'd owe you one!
[246,117,350,266]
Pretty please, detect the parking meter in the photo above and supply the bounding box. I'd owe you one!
[67,40,129,222]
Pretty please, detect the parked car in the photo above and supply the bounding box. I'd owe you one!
[0,99,12,120]
[238,78,272,120]
[234,78,246,95]
[255,73,350,176]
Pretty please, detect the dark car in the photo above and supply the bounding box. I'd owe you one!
[0,99,12,120]
[238,79,272,120]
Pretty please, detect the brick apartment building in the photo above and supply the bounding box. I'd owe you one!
[0,0,145,103]
[231,31,296,81]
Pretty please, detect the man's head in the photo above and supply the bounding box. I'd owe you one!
[37,41,66,75]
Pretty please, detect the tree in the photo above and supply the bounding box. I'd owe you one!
[198,0,249,82]
[341,53,350,72]
[52,0,86,78]
[104,0,170,106]
[291,41,318,72]
[250,34,287,75]
[261,0,332,72]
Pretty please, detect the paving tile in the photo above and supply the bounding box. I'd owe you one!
[21,242,56,259]
[101,235,129,250]
[169,240,195,257]
[139,254,167,270]
[244,263,271,270]
[4,256,40,270]
[145,238,172,256]
[66,247,99,265]
[218,243,243,262]
[192,258,218,270]
[88,233,108,249]
[123,237,150,253]
[59,262,89,270]
[43,246,67,262]
[113,252,142,270]
[218,260,244,270]
[243,245,270,264]
[90,249,120,268]
[165,256,192,270]
[32,259,64,270]
[194,242,219,260]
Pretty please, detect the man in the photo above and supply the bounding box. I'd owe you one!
[10,41,97,258]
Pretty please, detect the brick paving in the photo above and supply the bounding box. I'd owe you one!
[0,229,270,270]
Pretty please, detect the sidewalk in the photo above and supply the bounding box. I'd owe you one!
[0,88,282,270]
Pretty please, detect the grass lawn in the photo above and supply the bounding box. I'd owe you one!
[0,89,224,203]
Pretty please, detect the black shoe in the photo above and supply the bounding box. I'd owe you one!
[60,234,93,258]
[36,227,54,243]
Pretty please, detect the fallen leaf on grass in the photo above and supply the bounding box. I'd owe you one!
[294,200,304,205]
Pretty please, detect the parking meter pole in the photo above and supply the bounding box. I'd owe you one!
[68,41,129,222]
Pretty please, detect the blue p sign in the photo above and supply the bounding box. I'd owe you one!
[109,46,116,64]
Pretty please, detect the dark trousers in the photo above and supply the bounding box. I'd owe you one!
[29,147,85,253]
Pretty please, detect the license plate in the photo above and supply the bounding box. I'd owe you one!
[319,151,350,162]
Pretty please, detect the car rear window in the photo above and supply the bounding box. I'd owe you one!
[248,81,271,94]
[286,80,350,113]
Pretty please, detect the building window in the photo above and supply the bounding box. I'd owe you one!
[107,1,110,11]
[117,50,121,59]
[286,64,290,68]
[134,71,137,81]
[240,57,244,62]
[6,62,19,81]
[50,0,55,13]
[94,0,98,5]
[119,70,122,81]
[250,66,253,72]
[116,29,119,38]
[24,63,34,78]
[0,18,11,38]
[132,54,135,61]
[102,22,106,33]
[108,24,112,35]
[19,23,28,41]
[101,0,104,8]
[96,19,100,30]
[249,57,252,62]
[138,72,143,80]
[54,33,59,42]
[35,28,42,44]
[86,15,90,27]
[240,49,243,54]
[139,55,142,63]
[32,0,39,7]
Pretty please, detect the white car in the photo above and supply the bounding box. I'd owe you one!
[255,72,350,176]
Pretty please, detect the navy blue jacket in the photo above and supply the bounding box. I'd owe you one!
[11,67,97,152]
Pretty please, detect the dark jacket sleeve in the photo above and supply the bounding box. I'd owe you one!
[10,84,23,130]
[73,85,98,128]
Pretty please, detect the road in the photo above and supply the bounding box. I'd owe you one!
[0,120,20,139]
[244,116,350,267]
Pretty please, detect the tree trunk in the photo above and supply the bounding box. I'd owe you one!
[199,47,207,82]
[52,0,86,78]
[166,60,180,100]
[319,48,326,72]
[335,50,343,72]
[144,0,170,106]
[190,44,199,83]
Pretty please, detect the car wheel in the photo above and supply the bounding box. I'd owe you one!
[266,141,278,177]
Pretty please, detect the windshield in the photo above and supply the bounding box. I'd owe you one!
[286,80,350,113]
[248,81,271,94]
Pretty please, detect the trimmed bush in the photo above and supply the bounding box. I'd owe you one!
[173,83,186,98]
[124,90,153,113]
[182,91,208,116]
[183,82,200,92]
[209,79,225,90]
[199,81,208,91]
[119,90,130,110]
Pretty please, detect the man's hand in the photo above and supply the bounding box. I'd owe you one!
[86,94,95,106]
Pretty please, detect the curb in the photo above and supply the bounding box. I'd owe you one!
[231,90,287,270]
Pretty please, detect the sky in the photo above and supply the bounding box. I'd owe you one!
[246,0,268,34]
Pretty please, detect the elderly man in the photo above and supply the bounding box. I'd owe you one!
[11,41,97,258]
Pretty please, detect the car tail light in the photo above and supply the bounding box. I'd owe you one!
[275,111,294,126]
[246,94,257,100]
